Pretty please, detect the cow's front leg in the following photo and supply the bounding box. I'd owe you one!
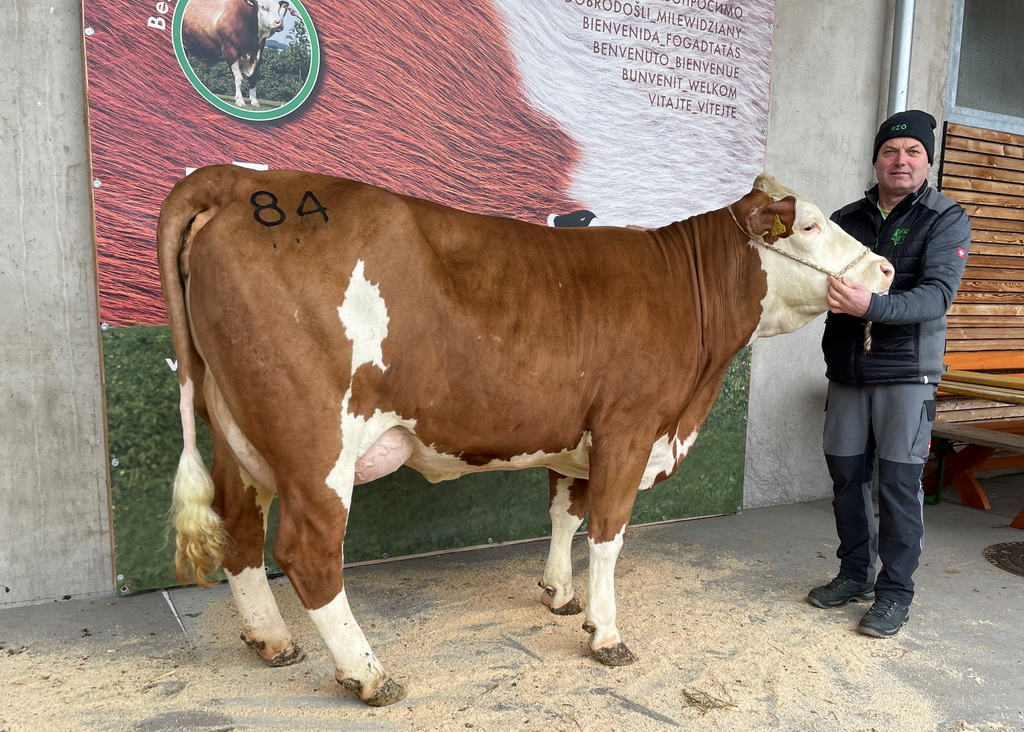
[580,443,643,666]
[275,472,404,707]
[211,439,303,667]
[540,472,586,615]
[228,60,246,107]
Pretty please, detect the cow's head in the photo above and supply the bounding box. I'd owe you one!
[249,0,288,37]
[733,173,894,338]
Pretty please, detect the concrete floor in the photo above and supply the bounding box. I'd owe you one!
[2,476,1023,731]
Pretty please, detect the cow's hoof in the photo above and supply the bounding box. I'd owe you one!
[591,642,637,667]
[263,643,305,667]
[242,635,305,667]
[338,676,407,707]
[548,596,583,616]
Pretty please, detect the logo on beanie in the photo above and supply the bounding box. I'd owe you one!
[891,123,908,131]
[892,228,910,246]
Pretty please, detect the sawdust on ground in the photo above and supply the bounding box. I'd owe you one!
[0,541,1014,732]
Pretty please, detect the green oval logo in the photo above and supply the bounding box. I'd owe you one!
[173,0,321,122]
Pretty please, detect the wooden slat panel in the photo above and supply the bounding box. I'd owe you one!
[955,284,1024,297]
[943,149,1024,173]
[941,176,1024,197]
[942,370,1024,388]
[941,162,1024,185]
[936,402,1024,421]
[947,123,1024,147]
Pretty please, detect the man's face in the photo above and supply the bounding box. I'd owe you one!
[874,137,931,201]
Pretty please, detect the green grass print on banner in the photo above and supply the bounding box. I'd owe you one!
[103,325,748,593]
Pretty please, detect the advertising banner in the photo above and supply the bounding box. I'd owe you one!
[82,0,775,593]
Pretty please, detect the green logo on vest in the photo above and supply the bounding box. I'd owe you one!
[892,228,910,246]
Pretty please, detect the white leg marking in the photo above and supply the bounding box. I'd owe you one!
[225,566,294,658]
[543,476,584,609]
[308,589,389,696]
[587,526,626,649]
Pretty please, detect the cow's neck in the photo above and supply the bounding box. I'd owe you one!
[658,208,768,364]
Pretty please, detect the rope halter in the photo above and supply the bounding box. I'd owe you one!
[726,205,870,279]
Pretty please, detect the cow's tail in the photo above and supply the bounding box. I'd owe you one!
[157,167,235,587]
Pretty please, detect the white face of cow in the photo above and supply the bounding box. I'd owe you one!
[252,0,287,38]
[746,175,893,338]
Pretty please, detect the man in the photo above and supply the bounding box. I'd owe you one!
[808,109,971,637]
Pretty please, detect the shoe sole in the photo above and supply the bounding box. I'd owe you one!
[857,615,909,638]
[806,592,875,609]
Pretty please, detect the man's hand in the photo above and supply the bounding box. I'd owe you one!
[827,276,872,317]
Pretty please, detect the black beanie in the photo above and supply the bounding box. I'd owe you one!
[872,110,937,164]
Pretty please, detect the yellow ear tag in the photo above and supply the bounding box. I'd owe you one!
[771,215,787,237]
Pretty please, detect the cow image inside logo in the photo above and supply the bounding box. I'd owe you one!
[173,0,320,121]
[156,165,893,707]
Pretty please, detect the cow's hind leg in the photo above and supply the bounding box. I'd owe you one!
[540,472,586,615]
[274,467,404,707]
[212,443,304,667]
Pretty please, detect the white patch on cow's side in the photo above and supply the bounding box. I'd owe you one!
[337,260,390,374]
[224,566,294,659]
[407,431,593,483]
[542,476,585,610]
[637,428,698,491]
[308,588,390,697]
[586,526,626,649]
[239,467,275,534]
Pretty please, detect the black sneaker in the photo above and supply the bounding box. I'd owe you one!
[807,575,875,608]
[858,598,910,637]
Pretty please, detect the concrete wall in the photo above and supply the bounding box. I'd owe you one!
[0,0,958,603]
[745,0,957,507]
[0,3,113,605]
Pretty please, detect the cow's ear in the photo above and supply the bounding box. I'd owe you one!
[747,196,797,243]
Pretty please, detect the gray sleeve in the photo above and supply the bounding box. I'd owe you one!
[863,206,971,324]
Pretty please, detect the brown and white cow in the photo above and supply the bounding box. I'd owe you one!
[157,165,892,706]
[182,0,290,108]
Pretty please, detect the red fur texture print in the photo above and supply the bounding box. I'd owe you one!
[83,0,582,326]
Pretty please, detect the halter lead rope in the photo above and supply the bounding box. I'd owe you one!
[727,205,875,353]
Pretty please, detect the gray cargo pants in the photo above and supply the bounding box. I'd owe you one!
[823,381,936,605]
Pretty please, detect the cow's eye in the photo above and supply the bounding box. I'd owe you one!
[801,223,817,233]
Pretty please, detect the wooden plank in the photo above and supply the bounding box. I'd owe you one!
[944,351,1024,370]
[959,270,1024,282]
[967,242,1024,256]
[947,315,1024,327]
[944,149,1024,173]
[937,381,1024,403]
[960,254,1024,267]
[960,203,1024,221]
[967,216,1024,234]
[940,162,1024,185]
[948,304,1024,317]
[941,176,1024,198]
[942,370,1024,389]
[937,404,1024,421]
[931,422,1024,450]
[945,189,1024,208]
[947,339,1024,352]
[947,123,1024,147]
[952,291,1024,304]
[946,328,1024,340]
[971,232,1024,246]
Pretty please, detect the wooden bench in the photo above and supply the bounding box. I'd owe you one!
[925,122,1024,528]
